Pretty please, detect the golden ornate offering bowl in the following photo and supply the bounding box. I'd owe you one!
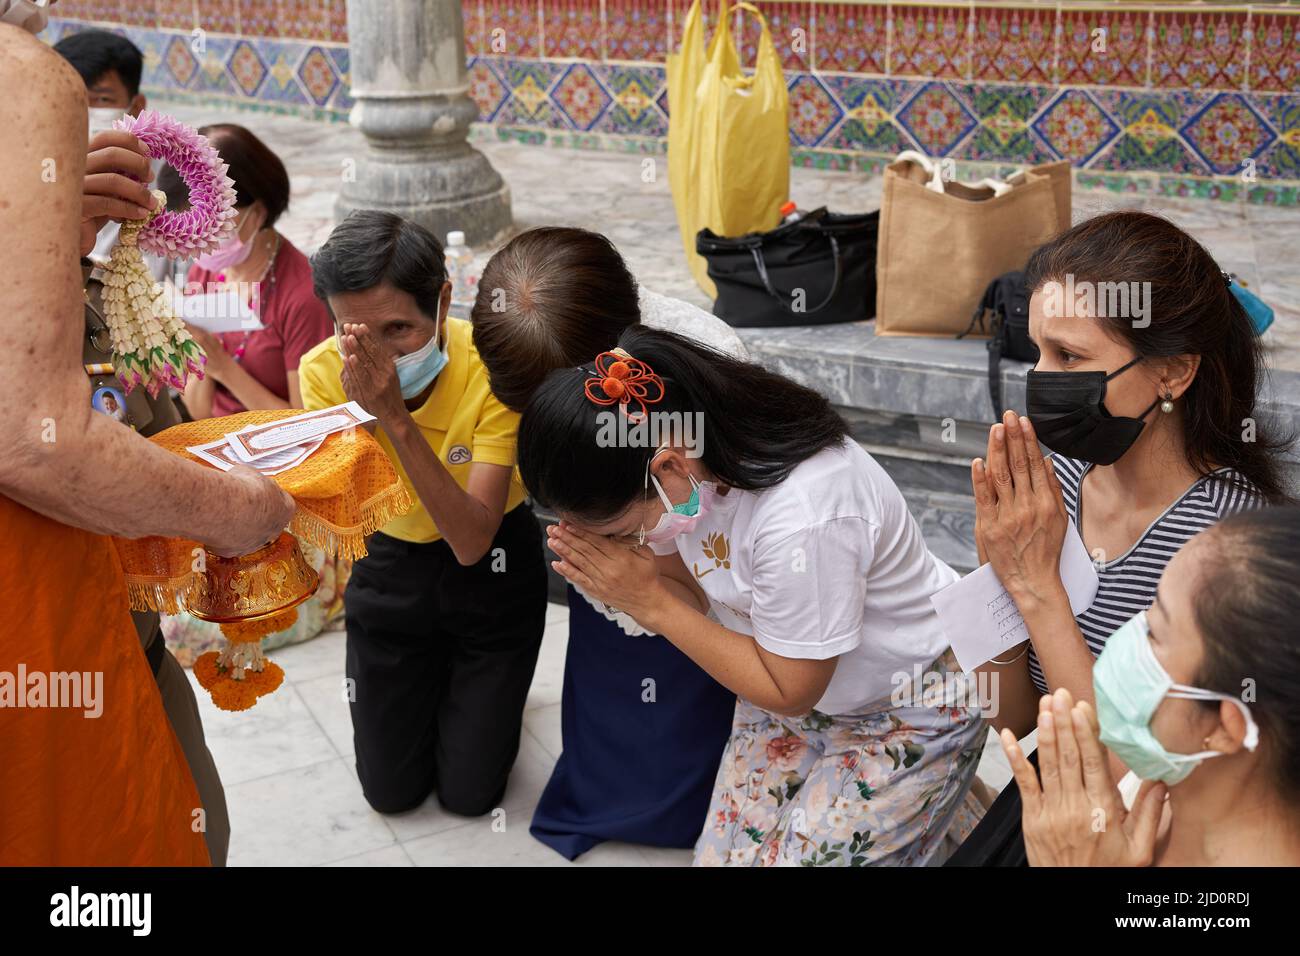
[188,532,320,625]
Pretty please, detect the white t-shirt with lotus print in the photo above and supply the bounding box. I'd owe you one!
[656,439,958,716]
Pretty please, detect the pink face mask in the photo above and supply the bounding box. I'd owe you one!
[195,210,255,272]
[638,447,717,550]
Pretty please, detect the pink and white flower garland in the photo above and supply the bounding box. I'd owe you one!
[101,111,238,397]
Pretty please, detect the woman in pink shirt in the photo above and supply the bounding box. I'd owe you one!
[162,124,332,418]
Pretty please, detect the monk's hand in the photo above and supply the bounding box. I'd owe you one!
[339,322,407,427]
[207,464,297,557]
[547,521,661,620]
[971,409,1069,612]
[81,130,158,257]
[1001,688,1165,867]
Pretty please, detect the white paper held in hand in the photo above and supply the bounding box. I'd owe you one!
[172,286,264,334]
[931,518,1099,673]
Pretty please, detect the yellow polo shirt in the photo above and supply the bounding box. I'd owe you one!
[298,317,526,544]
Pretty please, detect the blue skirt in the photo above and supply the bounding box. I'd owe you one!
[529,587,736,860]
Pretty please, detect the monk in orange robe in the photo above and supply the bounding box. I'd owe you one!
[0,24,294,865]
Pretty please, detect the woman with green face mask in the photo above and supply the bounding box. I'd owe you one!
[999,506,1300,866]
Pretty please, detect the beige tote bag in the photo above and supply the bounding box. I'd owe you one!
[875,152,1072,337]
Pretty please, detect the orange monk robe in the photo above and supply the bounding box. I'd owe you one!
[0,497,210,866]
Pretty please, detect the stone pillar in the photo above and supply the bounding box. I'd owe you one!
[336,0,512,245]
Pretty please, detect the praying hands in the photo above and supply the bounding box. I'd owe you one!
[1000,688,1167,867]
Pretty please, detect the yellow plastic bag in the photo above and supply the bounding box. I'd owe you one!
[668,0,790,297]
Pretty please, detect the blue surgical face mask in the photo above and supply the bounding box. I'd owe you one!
[1093,611,1259,785]
[393,317,449,400]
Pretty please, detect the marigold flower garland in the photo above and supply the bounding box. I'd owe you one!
[101,111,237,397]
[193,612,293,712]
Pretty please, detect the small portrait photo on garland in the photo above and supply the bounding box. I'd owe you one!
[92,384,128,423]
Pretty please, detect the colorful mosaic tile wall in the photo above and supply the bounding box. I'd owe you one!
[43,2,1300,203]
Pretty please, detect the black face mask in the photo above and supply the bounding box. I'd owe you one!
[1026,356,1161,466]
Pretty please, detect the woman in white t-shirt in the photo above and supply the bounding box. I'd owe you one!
[517,325,987,866]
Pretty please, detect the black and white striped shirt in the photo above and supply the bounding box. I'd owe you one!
[1028,456,1260,694]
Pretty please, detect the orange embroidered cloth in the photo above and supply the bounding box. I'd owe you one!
[114,409,410,614]
[0,495,210,865]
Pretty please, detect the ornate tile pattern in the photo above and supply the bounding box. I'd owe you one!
[552,62,611,129]
[199,0,239,35]
[971,5,1055,84]
[329,0,349,43]
[1258,96,1300,181]
[163,33,199,88]
[543,0,601,60]
[595,64,668,136]
[329,46,353,110]
[119,0,157,28]
[890,4,970,81]
[1251,11,1300,94]
[823,76,913,154]
[814,1,886,76]
[239,0,281,38]
[483,0,541,58]
[468,57,511,122]
[279,0,335,43]
[669,0,722,63]
[1181,93,1277,176]
[897,81,977,155]
[605,0,668,64]
[736,2,810,72]
[259,43,310,105]
[228,38,269,96]
[787,73,843,147]
[156,0,195,31]
[193,35,237,96]
[298,45,340,105]
[958,83,1055,164]
[1032,88,1120,167]
[1150,10,1247,92]
[131,28,172,89]
[465,0,485,57]
[497,59,566,127]
[1056,7,1149,88]
[1090,91,1209,175]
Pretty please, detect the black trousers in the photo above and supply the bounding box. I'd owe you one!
[344,504,548,817]
[944,750,1032,867]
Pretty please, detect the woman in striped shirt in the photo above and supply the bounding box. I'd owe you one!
[949,212,1291,865]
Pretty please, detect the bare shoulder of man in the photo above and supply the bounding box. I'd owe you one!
[0,24,87,122]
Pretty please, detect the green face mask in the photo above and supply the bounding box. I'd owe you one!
[1093,611,1259,785]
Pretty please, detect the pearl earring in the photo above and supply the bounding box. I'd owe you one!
[1160,391,1175,414]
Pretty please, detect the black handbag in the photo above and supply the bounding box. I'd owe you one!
[696,208,879,328]
[960,270,1039,418]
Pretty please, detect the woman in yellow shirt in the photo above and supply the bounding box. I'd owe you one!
[299,211,546,817]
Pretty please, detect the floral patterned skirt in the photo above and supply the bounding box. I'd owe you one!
[694,651,986,866]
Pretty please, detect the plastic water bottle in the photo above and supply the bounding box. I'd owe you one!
[780,201,803,225]
[445,230,478,313]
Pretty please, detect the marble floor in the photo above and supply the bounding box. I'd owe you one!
[155,99,1287,865]
[191,600,1015,867]
[189,602,698,867]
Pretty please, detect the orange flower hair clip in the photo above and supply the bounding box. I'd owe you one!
[583,347,665,422]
